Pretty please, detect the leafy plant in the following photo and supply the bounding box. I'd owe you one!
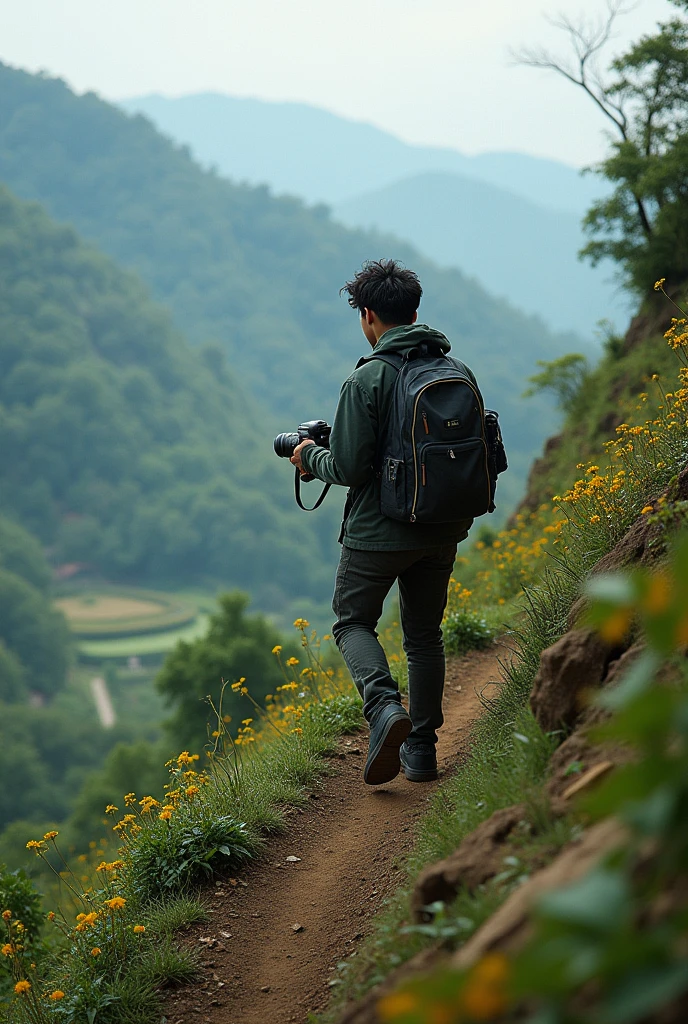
[442,610,496,656]
[127,813,252,901]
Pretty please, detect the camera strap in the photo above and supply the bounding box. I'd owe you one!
[294,468,331,512]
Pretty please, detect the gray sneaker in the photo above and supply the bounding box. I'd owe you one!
[363,704,412,785]
[400,741,438,782]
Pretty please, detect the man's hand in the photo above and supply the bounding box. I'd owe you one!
[290,438,315,475]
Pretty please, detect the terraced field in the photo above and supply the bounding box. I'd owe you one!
[55,586,207,663]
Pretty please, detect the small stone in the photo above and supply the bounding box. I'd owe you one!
[219,930,232,939]
[292,922,304,932]
[286,855,301,863]
[260,985,271,992]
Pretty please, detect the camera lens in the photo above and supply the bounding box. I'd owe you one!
[274,432,300,459]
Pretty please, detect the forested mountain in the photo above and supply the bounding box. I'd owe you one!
[118,92,601,213]
[0,62,577,502]
[0,184,335,603]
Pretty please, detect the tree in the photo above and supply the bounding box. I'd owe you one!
[517,0,688,293]
[523,353,589,413]
[156,592,291,750]
[0,569,70,697]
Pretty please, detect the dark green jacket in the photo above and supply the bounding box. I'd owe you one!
[301,323,475,551]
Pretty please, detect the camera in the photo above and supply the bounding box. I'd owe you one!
[274,420,331,481]
[274,420,332,505]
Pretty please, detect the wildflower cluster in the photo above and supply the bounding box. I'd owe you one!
[447,295,688,622]
[207,619,350,759]
[3,829,148,1021]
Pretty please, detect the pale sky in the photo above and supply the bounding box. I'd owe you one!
[1,0,674,166]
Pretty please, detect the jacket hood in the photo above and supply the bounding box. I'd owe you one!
[372,323,451,356]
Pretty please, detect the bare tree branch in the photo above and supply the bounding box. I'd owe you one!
[511,0,632,138]
[511,0,653,238]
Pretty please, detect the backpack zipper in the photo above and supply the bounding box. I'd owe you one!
[410,379,489,522]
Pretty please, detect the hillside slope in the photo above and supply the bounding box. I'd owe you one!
[0,184,334,603]
[0,63,578,501]
[519,289,684,513]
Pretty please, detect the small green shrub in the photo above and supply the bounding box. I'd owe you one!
[442,610,496,656]
[303,694,363,737]
[0,864,43,998]
[127,814,252,901]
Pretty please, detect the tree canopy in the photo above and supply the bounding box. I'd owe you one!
[0,184,334,604]
[156,592,291,750]
[519,0,688,294]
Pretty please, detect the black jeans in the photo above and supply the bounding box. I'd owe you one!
[332,544,457,744]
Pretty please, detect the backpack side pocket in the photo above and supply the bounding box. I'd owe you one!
[380,457,407,521]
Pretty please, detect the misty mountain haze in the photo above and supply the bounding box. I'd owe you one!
[119,92,627,336]
[118,92,603,212]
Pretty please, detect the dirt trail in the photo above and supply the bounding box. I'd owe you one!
[165,649,501,1024]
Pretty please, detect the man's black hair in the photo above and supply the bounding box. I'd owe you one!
[341,259,422,324]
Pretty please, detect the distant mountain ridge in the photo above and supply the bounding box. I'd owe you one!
[118,92,628,335]
[334,172,631,337]
[118,92,602,213]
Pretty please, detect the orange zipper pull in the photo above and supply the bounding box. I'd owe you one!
[422,464,426,485]
[422,410,429,434]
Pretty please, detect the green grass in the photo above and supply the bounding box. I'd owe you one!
[2,690,364,1024]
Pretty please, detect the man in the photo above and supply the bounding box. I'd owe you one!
[291,259,474,786]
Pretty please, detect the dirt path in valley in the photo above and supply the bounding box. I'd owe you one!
[164,649,502,1024]
[90,676,116,728]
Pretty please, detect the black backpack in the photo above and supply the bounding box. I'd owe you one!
[359,343,507,524]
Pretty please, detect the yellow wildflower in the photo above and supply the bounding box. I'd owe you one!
[133,925,146,934]
[43,830,59,841]
[285,657,299,667]
[271,645,282,655]
[14,980,31,995]
[91,947,101,957]
[641,505,654,515]
[378,989,420,1020]
[124,792,136,806]
[49,990,65,1001]
[2,944,14,957]
[654,277,666,291]
[2,911,11,921]
[105,897,126,912]
[293,618,310,629]
[105,805,118,815]
[599,607,633,645]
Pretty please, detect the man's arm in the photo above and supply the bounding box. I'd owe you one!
[290,377,377,487]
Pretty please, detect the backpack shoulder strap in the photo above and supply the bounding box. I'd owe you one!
[355,351,404,372]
